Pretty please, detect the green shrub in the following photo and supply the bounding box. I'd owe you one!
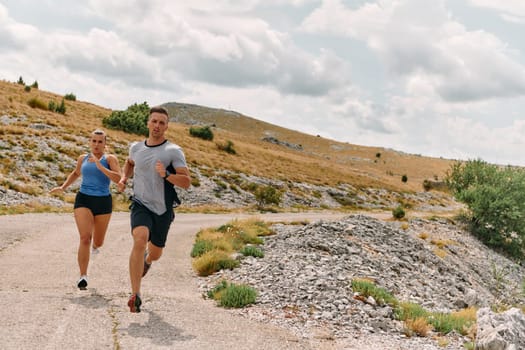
[240,245,264,258]
[352,279,476,338]
[392,205,405,219]
[207,280,228,299]
[190,240,214,257]
[17,76,24,85]
[217,140,236,154]
[64,93,76,101]
[255,185,282,208]
[207,280,257,308]
[31,81,38,89]
[103,102,149,136]
[24,85,31,92]
[445,159,525,259]
[351,279,397,306]
[395,302,427,321]
[218,259,240,270]
[189,125,214,140]
[220,283,257,308]
[48,99,66,114]
[401,174,408,183]
[56,99,66,114]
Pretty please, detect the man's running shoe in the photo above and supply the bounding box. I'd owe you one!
[128,294,142,313]
[142,250,151,277]
[77,276,88,290]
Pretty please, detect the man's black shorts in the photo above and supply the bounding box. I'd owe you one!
[130,200,174,248]
[74,192,112,216]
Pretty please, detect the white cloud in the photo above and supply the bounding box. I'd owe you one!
[2,0,525,166]
[467,0,525,22]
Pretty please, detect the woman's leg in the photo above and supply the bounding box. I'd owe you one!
[92,213,111,249]
[74,207,94,276]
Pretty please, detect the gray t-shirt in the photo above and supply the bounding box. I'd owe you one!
[130,140,187,215]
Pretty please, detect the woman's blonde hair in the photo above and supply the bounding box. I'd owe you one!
[91,129,107,141]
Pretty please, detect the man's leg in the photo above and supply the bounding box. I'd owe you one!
[143,242,163,277]
[129,226,148,312]
[130,226,149,293]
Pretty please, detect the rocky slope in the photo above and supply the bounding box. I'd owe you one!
[199,215,525,349]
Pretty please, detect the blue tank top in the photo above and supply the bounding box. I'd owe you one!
[79,155,111,196]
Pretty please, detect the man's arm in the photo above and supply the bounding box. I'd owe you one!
[155,161,191,189]
[170,167,191,189]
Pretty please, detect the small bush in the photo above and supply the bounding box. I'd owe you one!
[28,98,48,110]
[401,174,408,183]
[219,283,257,308]
[217,140,236,154]
[103,102,149,136]
[392,205,405,219]
[207,280,228,299]
[255,185,282,208]
[351,279,397,306]
[31,81,38,89]
[17,76,24,85]
[190,240,214,257]
[403,317,432,337]
[240,245,264,258]
[24,85,31,92]
[48,99,66,114]
[64,93,76,101]
[207,280,257,308]
[192,250,239,276]
[189,125,214,141]
[395,302,428,321]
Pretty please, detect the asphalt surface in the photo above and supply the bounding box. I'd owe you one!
[0,211,350,350]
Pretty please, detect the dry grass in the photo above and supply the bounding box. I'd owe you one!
[192,250,234,277]
[433,247,448,259]
[418,232,429,240]
[430,238,456,249]
[403,317,432,337]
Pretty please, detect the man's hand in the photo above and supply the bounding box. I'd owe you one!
[155,160,166,178]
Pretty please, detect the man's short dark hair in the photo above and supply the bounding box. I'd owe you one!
[149,106,169,118]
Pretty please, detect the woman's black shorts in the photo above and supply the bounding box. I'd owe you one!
[74,192,112,216]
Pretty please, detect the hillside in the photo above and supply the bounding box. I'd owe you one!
[0,79,458,214]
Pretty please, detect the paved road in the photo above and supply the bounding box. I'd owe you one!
[0,211,350,350]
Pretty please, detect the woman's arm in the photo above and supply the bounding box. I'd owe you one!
[94,154,121,183]
[49,154,83,193]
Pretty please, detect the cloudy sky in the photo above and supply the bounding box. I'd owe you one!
[2,1,525,165]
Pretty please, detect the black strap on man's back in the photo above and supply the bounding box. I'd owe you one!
[164,164,181,208]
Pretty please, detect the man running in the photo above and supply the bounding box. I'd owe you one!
[118,106,190,312]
